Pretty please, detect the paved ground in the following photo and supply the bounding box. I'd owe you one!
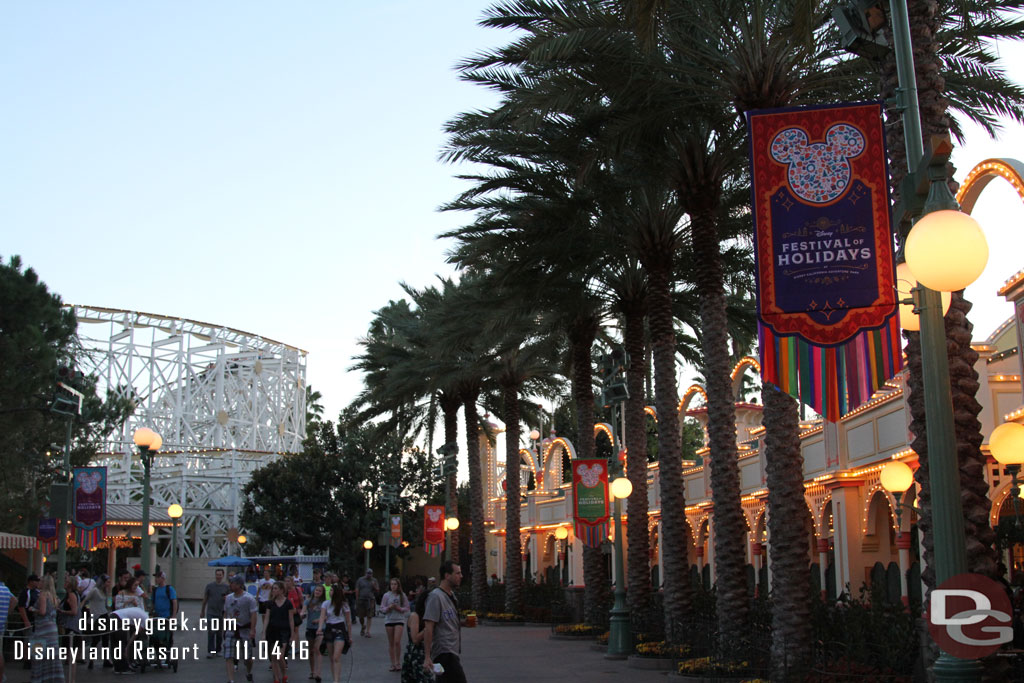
[6,601,669,683]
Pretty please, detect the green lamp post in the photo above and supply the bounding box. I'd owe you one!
[599,348,631,659]
[168,504,183,587]
[133,427,163,579]
[363,539,373,572]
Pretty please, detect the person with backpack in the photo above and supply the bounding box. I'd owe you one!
[150,572,178,669]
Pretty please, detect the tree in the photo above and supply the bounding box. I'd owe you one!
[0,256,130,536]
[240,412,439,566]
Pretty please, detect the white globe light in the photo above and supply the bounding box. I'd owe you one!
[529,429,541,441]
[167,504,183,519]
[896,262,951,331]
[905,210,988,292]
[363,539,373,550]
[554,526,569,540]
[879,461,914,493]
[445,517,460,531]
[989,422,1024,466]
[133,427,155,448]
[610,477,633,500]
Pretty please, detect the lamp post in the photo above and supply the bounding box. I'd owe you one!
[133,427,163,579]
[555,525,569,585]
[880,461,915,605]
[445,516,460,562]
[990,422,1024,525]
[167,504,183,587]
[363,539,373,572]
[598,347,631,659]
[832,0,991,677]
[237,534,247,556]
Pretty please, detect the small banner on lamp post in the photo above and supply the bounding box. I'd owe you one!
[423,505,445,558]
[72,467,107,549]
[390,514,402,548]
[572,459,609,548]
[747,101,902,421]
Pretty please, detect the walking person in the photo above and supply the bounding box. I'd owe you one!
[81,575,112,670]
[30,575,65,683]
[263,582,296,683]
[18,572,40,663]
[422,562,466,683]
[256,568,274,626]
[150,572,178,668]
[302,584,326,682]
[354,569,378,638]
[400,591,431,683]
[381,578,409,672]
[58,574,81,683]
[284,578,304,644]
[0,569,19,683]
[200,568,231,658]
[316,584,353,683]
[223,575,258,683]
[114,577,143,610]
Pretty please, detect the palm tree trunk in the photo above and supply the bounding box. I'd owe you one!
[502,381,524,614]
[463,389,487,611]
[761,383,811,680]
[690,220,749,648]
[569,315,609,626]
[624,304,652,616]
[441,395,460,556]
[646,261,691,642]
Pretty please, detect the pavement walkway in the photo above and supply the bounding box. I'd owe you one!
[6,601,669,683]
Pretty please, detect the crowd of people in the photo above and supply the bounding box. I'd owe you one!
[0,560,468,683]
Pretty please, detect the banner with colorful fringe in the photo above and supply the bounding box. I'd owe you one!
[748,101,901,419]
[72,466,106,549]
[37,518,57,554]
[758,315,902,421]
[423,505,445,558]
[572,459,609,548]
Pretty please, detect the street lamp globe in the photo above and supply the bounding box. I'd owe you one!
[880,461,915,493]
[904,210,988,292]
[363,539,373,550]
[445,517,460,531]
[896,262,951,331]
[148,524,156,536]
[610,476,633,500]
[133,427,155,448]
[167,504,183,519]
[237,534,247,545]
[990,422,1024,465]
[529,429,541,441]
[554,526,569,541]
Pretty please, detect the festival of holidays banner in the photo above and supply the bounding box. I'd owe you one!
[72,467,107,548]
[747,101,902,421]
[390,514,402,548]
[37,518,57,554]
[572,459,609,548]
[423,505,445,558]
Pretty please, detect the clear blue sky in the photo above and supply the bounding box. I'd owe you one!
[3,3,1022,423]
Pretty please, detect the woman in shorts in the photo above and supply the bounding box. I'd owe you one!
[380,578,409,672]
[302,584,326,682]
[316,587,352,683]
[262,582,296,683]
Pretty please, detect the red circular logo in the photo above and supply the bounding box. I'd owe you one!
[927,572,1013,659]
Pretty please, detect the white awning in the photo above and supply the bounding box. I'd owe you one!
[0,532,37,550]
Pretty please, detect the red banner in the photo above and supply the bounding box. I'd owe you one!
[390,514,402,548]
[572,459,609,548]
[423,505,445,558]
[748,101,897,346]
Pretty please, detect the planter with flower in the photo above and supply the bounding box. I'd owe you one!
[479,612,526,625]
[627,641,691,670]
[669,656,758,682]
[550,623,604,640]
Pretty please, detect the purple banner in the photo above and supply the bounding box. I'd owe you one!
[73,467,106,530]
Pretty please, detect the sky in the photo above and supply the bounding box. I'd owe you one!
[2,3,1023,427]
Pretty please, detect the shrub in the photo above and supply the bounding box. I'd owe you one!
[634,641,691,659]
[553,623,603,636]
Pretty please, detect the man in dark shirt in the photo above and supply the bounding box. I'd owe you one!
[201,569,231,657]
[17,574,39,669]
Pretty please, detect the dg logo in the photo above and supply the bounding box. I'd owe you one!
[927,572,1013,659]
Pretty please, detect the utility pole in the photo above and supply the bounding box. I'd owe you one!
[52,367,85,600]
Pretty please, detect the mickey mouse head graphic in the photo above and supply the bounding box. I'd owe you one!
[576,462,604,489]
[770,123,866,204]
